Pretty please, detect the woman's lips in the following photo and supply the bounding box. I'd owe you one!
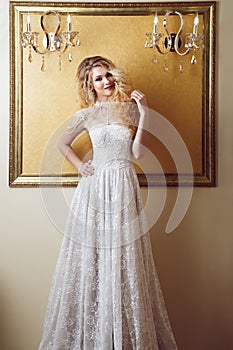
[104,84,114,90]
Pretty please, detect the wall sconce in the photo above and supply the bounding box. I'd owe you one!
[20,10,80,71]
[144,11,204,72]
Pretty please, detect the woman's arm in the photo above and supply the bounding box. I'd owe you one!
[130,90,149,159]
[58,121,94,177]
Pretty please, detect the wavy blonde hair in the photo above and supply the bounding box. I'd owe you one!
[76,56,132,109]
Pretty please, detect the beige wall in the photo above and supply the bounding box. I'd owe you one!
[1,0,233,349]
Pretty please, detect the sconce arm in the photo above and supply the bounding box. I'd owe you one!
[173,11,190,56]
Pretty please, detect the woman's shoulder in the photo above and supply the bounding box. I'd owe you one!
[74,103,105,118]
[73,106,92,120]
[73,101,138,119]
[65,107,92,134]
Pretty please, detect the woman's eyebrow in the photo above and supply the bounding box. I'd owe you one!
[93,74,102,79]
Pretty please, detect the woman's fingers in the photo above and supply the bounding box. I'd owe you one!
[80,161,94,176]
[131,90,147,106]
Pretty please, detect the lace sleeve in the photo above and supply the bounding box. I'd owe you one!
[66,110,86,135]
[58,110,87,152]
[129,103,140,128]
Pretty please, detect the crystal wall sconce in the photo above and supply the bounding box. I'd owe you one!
[20,10,80,71]
[144,11,204,72]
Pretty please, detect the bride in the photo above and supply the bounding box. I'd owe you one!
[38,56,178,350]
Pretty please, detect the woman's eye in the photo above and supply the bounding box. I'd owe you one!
[106,72,113,78]
[95,77,102,81]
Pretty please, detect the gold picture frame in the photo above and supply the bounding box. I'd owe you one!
[9,1,216,187]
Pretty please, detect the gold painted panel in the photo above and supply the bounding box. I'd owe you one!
[9,2,216,186]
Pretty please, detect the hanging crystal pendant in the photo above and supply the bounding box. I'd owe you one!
[163,57,168,72]
[191,54,197,64]
[179,62,183,73]
[68,46,73,62]
[41,55,46,72]
[59,54,62,71]
[152,53,158,64]
[28,46,32,63]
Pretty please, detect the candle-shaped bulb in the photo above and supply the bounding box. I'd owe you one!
[67,14,71,31]
[153,13,159,33]
[194,14,199,25]
[27,14,31,32]
[193,13,199,35]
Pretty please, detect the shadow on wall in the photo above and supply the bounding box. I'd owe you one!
[0,288,7,349]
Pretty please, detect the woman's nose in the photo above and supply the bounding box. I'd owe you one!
[103,76,110,83]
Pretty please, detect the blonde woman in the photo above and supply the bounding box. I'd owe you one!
[38,56,178,350]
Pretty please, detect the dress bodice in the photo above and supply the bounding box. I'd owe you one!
[89,124,133,169]
[67,102,139,170]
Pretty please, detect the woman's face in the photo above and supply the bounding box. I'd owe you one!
[91,65,115,102]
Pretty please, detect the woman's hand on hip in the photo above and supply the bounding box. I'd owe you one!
[79,160,94,177]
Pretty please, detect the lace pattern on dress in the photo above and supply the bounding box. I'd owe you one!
[38,102,178,350]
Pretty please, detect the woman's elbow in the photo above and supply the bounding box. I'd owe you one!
[132,150,145,159]
[132,143,146,159]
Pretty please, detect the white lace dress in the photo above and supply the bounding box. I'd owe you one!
[38,102,178,350]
